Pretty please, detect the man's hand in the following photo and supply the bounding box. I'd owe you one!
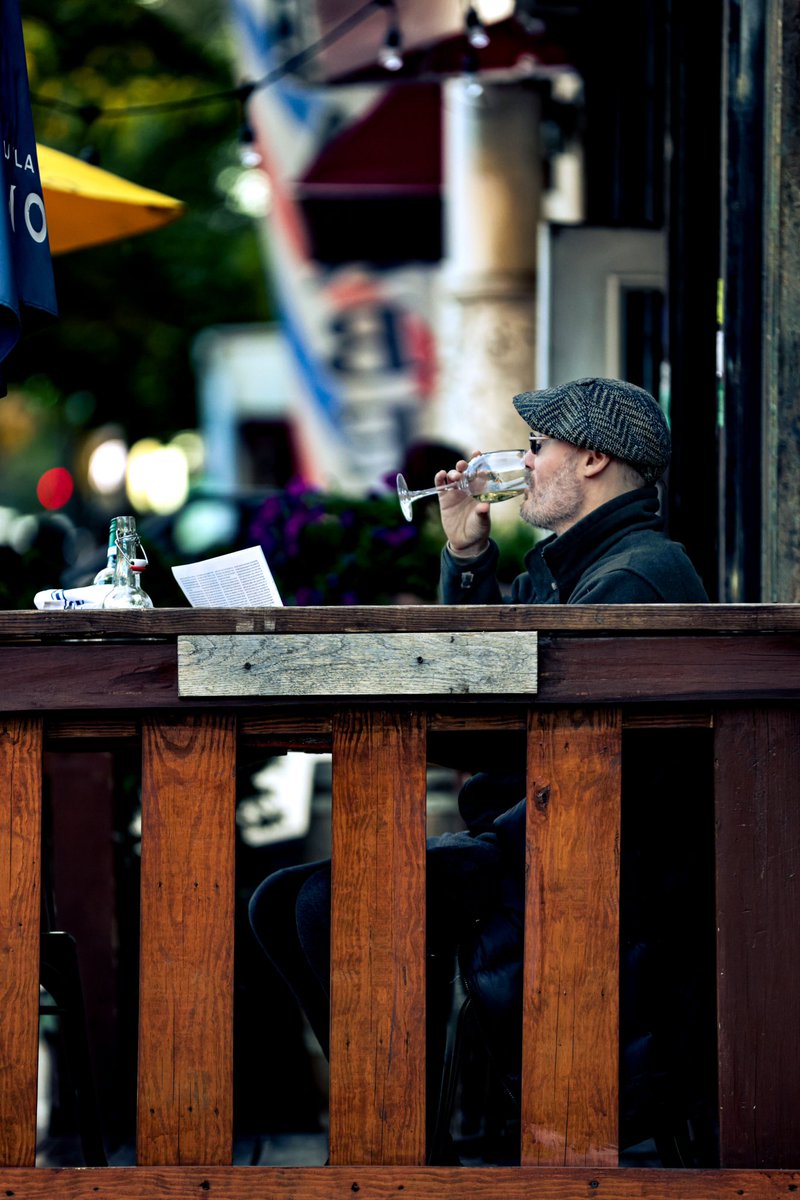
[437,453,491,557]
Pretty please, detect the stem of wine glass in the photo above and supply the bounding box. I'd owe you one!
[396,473,463,521]
[408,481,461,502]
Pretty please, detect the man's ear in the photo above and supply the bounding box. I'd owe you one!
[581,448,612,477]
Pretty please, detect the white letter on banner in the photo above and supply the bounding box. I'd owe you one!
[8,184,16,232]
[24,193,47,243]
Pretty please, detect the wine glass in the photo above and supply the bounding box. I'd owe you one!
[396,449,527,521]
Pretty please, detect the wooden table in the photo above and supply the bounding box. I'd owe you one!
[0,605,798,1198]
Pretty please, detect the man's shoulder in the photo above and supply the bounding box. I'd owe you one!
[576,527,709,602]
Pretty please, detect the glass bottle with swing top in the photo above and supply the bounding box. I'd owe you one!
[103,515,154,609]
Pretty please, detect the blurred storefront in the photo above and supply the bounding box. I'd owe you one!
[226,0,800,603]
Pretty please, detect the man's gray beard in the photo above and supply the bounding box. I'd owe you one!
[519,459,584,534]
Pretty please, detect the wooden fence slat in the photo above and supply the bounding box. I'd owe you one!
[138,714,236,1165]
[329,709,427,1165]
[715,706,800,1167]
[521,707,622,1166]
[0,718,42,1167]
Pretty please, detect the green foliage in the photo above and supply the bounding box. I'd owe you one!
[242,484,539,607]
[8,0,271,443]
[247,483,443,606]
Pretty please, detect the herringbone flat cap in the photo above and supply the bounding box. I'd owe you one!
[513,377,670,486]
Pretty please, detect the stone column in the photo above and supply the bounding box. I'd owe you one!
[423,79,541,454]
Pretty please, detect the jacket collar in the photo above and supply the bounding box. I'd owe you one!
[529,487,662,601]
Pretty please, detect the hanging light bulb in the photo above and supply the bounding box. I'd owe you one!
[235,81,262,168]
[239,120,263,168]
[379,22,403,71]
[375,0,403,71]
[462,47,484,100]
[465,4,490,49]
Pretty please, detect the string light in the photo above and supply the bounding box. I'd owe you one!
[462,48,484,99]
[238,120,262,168]
[237,82,262,168]
[376,0,404,72]
[30,0,390,126]
[378,27,403,71]
[465,5,490,49]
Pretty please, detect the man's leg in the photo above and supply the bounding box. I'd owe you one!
[249,860,332,1057]
[249,833,505,1155]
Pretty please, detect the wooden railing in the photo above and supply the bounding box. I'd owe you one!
[1,605,799,1199]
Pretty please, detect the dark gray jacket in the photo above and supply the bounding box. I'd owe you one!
[440,487,709,605]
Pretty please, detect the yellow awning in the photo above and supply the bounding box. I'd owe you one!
[37,144,186,255]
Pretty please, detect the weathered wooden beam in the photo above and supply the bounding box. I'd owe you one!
[177,632,538,698]
[0,644,176,710]
[538,635,800,701]
[0,1165,798,1199]
[2,634,799,711]
[2,603,800,639]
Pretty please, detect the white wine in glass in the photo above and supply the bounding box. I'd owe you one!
[396,449,527,521]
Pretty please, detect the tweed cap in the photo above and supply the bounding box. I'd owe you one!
[513,377,670,486]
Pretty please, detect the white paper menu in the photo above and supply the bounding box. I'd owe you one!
[171,546,283,608]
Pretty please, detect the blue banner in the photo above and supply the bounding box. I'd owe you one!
[0,0,57,377]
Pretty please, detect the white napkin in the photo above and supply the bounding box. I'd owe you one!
[34,585,111,610]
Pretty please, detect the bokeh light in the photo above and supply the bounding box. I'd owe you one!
[125,439,161,510]
[173,498,239,556]
[170,430,205,475]
[126,439,189,514]
[36,467,74,510]
[88,438,128,495]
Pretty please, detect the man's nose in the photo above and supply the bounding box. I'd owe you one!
[523,447,536,468]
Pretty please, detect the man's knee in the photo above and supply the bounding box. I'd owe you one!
[249,862,322,955]
[249,870,287,950]
[295,866,332,977]
[426,832,504,930]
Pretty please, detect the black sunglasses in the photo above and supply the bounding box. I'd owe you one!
[528,434,556,454]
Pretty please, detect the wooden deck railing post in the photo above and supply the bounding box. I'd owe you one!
[714,706,800,1167]
[1,608,800,1197]
[137,713,236,1165]
[329,708,427,1165]
[0,718,43,1167]
[521,706,622,1166]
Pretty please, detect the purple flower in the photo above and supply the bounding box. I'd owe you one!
[379,526,416,548]
[256,532,280,557]
[260,496,283,520]
[283,511,307,550]
[286,477,315,498]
